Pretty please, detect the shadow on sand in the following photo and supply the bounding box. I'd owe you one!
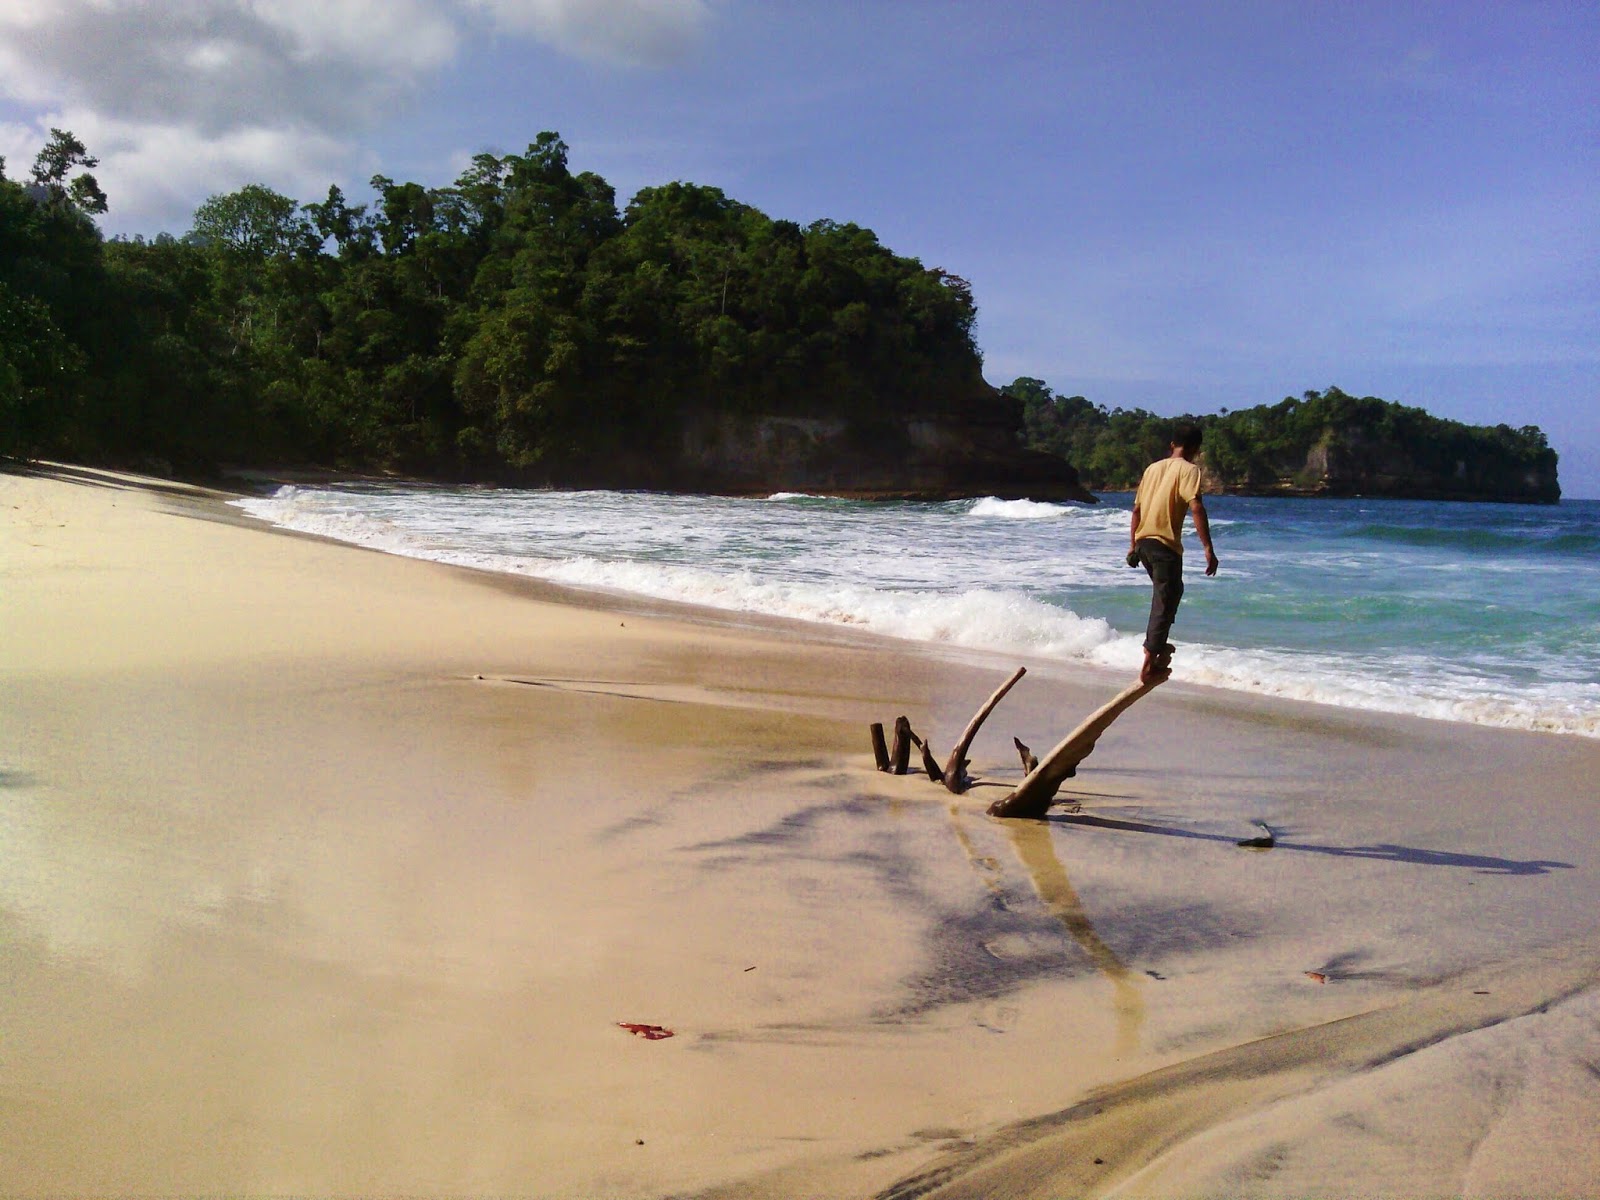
[1051,812,1573,876]
[3,459,214,499]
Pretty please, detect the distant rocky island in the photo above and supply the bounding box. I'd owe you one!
[1011,382,1560,504]
[1,131,1554,504]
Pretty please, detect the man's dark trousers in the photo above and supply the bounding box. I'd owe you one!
[1135,538,1184,654]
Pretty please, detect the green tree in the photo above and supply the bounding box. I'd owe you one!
[0,130,1064,489]
[304,185,376,260]
[188,184,313,258]
[0,142,107,458]
[0,279,84,454]
[30,128,108,215]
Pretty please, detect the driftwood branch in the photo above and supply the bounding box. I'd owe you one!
[1014,737,1038,774]
[988,677,1164,819]
[942,667,1027,794]
[890,716,913,775]
[874,716,936,779]
[869,723,890,772]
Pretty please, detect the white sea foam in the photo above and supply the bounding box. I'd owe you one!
[231,486,1600,739]
[967,496,1073,520]
[1175,646,1600,738]
[548,557,1133,659]
[966,497,1132,540]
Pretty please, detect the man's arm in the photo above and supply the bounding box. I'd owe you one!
[1129,502,1141,553]
[1190,497,1219,576]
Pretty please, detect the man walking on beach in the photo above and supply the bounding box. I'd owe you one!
[1129,424,1218,684]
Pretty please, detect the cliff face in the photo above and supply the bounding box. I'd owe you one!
[667,410,1094,500]
[548,389,1095,501]
[1201,429,1561,503]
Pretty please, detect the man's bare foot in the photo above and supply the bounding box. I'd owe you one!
[1140,649,1172,685]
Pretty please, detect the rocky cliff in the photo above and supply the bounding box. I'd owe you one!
[554,390,1095,501]
[1201,427,1561,503]
[669,411,1093,500]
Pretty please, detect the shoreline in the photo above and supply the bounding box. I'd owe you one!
[4,463,1598,1197]
[227,469,1600,742]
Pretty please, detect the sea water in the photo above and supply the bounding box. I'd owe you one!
[232,486,1600,739]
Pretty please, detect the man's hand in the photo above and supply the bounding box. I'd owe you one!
[1204,547,1219,576]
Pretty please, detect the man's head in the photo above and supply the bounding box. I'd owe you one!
[1171,423,1203,461]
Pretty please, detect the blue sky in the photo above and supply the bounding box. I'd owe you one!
[3,1,1595,494]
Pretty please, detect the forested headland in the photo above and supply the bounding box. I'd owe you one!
[2,128,1089,498]
[1009,380,1561,503]
[1,129,1559,502]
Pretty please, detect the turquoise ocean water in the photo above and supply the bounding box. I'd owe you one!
[234,487,1600,739]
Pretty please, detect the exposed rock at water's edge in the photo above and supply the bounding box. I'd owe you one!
[548,401,1096,502]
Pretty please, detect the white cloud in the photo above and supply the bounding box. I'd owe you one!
[51,106,364,233]
[1,122,37,178]
[0,0,715,231]
[0,1,458,134]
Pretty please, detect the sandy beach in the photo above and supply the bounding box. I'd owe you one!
[3,462,1598,1198]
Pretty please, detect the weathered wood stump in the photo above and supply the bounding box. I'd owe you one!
[988,677,1165,819]
[869,722,890,772]
[889,716,913,775]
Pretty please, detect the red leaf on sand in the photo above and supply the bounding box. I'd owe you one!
[1305,971,1328,984]
[618,1022,675,1040]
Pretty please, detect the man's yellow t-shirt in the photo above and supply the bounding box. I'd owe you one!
[1133,457,1202,554]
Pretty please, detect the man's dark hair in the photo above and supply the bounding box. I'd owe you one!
[1171,423,1203,452]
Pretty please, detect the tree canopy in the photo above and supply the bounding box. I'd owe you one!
[1,130,987,477]
[1009,380,1560,502]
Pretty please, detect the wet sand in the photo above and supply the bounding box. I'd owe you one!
[3,463,1598,1198]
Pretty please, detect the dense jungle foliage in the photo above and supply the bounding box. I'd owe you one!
[1007,378,1560,500]
[2,130,983,476]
